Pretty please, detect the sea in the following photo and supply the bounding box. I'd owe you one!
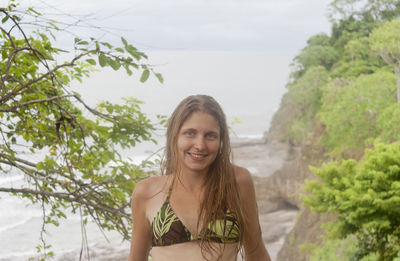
[0,51,291,260]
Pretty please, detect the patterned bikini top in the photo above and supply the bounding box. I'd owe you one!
[151,188,240,246]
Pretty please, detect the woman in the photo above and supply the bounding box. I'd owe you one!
[128,95,271,261]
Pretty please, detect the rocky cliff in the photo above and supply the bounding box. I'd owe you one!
[263,118,334,260]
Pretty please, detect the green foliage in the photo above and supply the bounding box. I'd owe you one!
[308,236,358,261]
[292,33,338,78]
[286,66,329,142]
[331,36,385,78]
[330,15,378,52]
[303,141,400,260]
[0,1,163,258]
[319,70,396,155]
[289,66,329,111]
[329,0,400,22]
[269,66,329,143]
[377,104,400,143]
[274,1,400,147]
[269,0,400,259]
[370,20,400,59]
[369,19,400,101]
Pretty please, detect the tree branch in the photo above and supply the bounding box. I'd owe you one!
[0,186,131,220]
[0,186,72,199]
[0,94,76,112]
[2,9,51,72]
[0,27,31,90]
[0,52,87,104]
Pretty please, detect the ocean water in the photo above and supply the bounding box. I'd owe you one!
[0,51,289,260]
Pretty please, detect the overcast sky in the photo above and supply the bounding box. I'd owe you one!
[3,0,335,136]
[13,0,333,52]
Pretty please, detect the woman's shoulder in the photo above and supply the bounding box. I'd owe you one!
[233,165,256,198]
[132,175,170,201]
[233,165,253,185]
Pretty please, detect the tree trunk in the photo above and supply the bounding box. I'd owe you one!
[395,66,400,103]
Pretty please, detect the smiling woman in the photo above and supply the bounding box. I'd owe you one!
[128,95,271,261]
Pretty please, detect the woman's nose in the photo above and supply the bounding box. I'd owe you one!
[193,136,206,150]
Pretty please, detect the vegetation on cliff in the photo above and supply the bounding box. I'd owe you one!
[269,0,400,260]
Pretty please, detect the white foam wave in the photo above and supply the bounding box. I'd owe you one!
[0,174,24,186]
[0,216,33,233]
[236,134,264,139]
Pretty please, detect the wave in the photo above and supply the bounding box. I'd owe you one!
[234,134,264,139]
[0,241,130,261]
[0,216,34,233]
[0,174,24,186]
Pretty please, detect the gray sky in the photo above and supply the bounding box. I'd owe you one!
[5,0,334,136]
[15,0,332,52]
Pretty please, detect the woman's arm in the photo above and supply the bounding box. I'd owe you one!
[128,180,152,261]
[235,166,271,261]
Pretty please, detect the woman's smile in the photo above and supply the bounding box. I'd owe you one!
[188,152,207,159]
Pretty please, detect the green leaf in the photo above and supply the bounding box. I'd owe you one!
[99,53,107,67]
[124,65,133,76]
[86,59,96,65]
[37,162,45,170]
[101,42,113,49]
[121,37,128,47]
[77,40,89,45]
[126,45,140,60]
[27,7,42,16]
[155,73,164,83]
[140,69,150,83]
[108,59,121,70]
[1,15,9,24]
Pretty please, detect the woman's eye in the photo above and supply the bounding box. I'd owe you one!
[185,130,195,136]
[206,133,218,139]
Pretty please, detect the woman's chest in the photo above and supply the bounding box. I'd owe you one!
[147,189,202,235]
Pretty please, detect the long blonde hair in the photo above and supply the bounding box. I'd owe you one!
[161,95,245,259]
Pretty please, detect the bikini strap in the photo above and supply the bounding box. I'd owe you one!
[165,177,174,202]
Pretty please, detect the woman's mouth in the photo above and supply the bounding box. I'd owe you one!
[187,152,207,160]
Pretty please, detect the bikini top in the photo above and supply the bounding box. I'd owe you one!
[151,187,240,246]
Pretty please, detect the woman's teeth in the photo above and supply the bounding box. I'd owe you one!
[189,152,206,158]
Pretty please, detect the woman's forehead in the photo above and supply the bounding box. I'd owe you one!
[181,111,220,131]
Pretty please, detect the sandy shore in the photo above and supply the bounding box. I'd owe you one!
[14,138,297,261]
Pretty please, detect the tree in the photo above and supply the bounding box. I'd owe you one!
[0,1,162,258]
[329,0,400,22]
[319,70,396,155]
[291,34,338,79]
[370,19,400,102]
[377,103,400,143]
[285,66,329,142]
[303,141,400,260]
[331,36,385,78]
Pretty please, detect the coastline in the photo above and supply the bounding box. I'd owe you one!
[2,137,297,261]
[232,138,299,260]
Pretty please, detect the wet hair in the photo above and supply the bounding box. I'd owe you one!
[161,94,245,260]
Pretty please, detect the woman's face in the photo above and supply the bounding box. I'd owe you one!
[176,111,221,176]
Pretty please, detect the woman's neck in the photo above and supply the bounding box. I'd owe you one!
[175,171,206,194]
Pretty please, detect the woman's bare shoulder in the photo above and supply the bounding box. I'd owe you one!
[233,165,253,186]
[132,175,170,201]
